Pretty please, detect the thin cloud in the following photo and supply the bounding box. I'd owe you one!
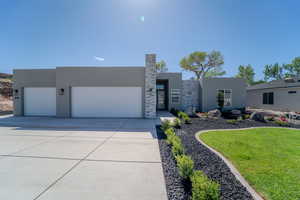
[94,56,105,61]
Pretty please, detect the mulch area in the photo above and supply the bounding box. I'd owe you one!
[157,117,300,200]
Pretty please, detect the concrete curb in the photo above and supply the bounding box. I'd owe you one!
[194,126,299,200]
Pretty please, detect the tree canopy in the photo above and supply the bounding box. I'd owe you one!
[263,63,284,81]
[155,60,168,73]
[235,65,255,85]
[284,57,300,77]
[180,51,225,79]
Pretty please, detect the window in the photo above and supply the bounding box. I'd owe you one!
[217,89,232,107]
[262,92,274,104]
[171,89,180,104]
[288,91,297,94]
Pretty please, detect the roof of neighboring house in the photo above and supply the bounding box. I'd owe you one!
[247,78,300,91]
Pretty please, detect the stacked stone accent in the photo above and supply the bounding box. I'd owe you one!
[145,54,157,118]
[182,80,200,114]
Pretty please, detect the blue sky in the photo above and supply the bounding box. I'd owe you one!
[1,0,300,80]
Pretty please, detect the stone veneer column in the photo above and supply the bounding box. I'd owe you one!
[145,54,157,118]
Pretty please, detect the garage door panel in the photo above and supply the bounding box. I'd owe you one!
[24,87,56,116]
[71,87,142,118]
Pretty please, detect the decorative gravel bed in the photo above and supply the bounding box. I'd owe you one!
[158,117,300,200]
[157,127,190,200]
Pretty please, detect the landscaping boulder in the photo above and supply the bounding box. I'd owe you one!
[250,112,266,122]
[231,109,241,115]
[208,109,222,118]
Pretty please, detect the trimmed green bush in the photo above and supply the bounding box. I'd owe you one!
[266,116,275,121]
[173,118,182,128]
[183,115,192,124]
[226,119,238,124]
[172,138,184,157]
[176,155,194,180]
[178,111,188,119]
[161,119,172,131]
[274,120,289,127]
[191,171,220,200]
[242,114,250,120]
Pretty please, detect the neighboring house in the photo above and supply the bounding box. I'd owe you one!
[13,54,246,118]
[247,77,300,112]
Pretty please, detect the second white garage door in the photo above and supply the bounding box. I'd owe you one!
[71,87,142,118]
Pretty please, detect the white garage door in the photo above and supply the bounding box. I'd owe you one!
[71,87,142,118]
[24,87,56,116]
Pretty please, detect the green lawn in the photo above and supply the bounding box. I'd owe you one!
[199,128,300,200]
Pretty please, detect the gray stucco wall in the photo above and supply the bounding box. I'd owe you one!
[201,78,246,112]
[247,88,300,112]
[13,69,56,116]
[157,72,182,110]
[13,67,145,117]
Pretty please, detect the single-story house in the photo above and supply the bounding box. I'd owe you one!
[13,54,246,118]
[247,77,300,112]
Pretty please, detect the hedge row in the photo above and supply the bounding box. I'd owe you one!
[161,118,220,200]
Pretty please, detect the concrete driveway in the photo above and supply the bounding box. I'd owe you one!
[0,117,167,200]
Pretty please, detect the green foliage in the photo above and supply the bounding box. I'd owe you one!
[274,120,289,127]
[242,114,250,120]
[252,80,266,85]
[161,119,172,131]
[191,171,220,200]
[263,63,284,81]
[176,155,194,180]
[235,65,255,85]
[266,116,275,121]
[172,137,184,157]
[284,57,300,77]
[173,118,182,128]
[180,51,225,80]
[165,128,177,144]
[226,119,238,124]
[156,60,168,73]
[178,111,192,124]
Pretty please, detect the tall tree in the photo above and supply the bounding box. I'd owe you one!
[284,57,300,77]
[235,65,255,85]
[180,51,225,79]
[155,60,168,73]
[263,63,284,81]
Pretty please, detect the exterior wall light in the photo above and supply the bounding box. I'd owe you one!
[59,88,65,95]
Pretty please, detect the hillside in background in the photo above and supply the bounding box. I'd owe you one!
[0,73,13,112]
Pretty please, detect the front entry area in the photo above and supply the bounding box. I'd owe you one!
[156,80,168,110]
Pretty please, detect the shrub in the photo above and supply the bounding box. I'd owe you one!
[226,119,238,124]
[178,111,188,119]
[275,120,289,127]
[165,128,177,145]
[266,116,275,121]
[161,119,172,131]
[173,118,182,128]
[183,115,192,124]
[176,155,194,180]
[191,170,220,200]
[172,138,184,157]
[242,114,250,120]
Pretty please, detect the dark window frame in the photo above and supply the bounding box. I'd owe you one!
[262,92,274,105]
[288,91,297,94]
